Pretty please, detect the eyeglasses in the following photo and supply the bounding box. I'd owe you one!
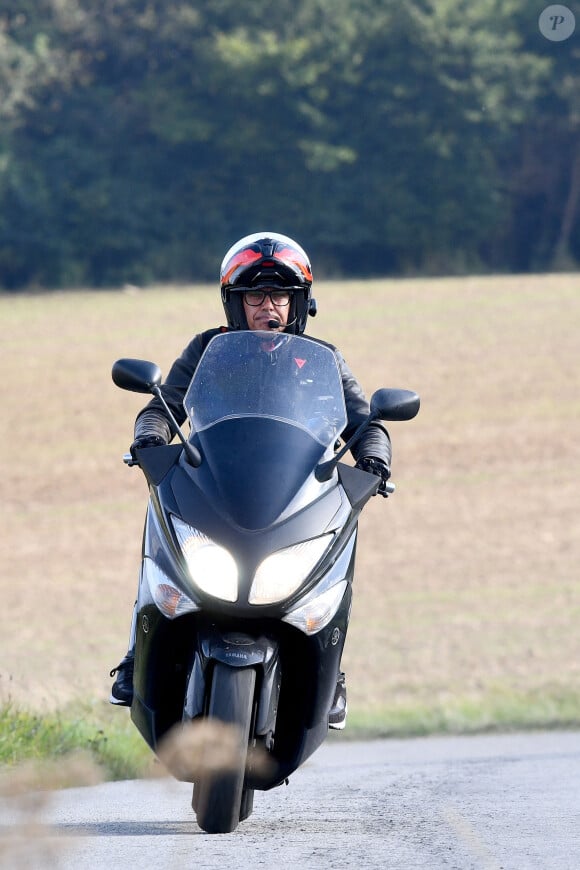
[243,289,292,307]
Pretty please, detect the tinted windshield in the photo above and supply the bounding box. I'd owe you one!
[184,331,347,448]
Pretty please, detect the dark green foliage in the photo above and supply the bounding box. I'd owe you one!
[0,0,578,288]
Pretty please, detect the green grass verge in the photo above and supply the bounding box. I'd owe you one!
[340,687,580,740]
[0,702,152,782]
[2,688,579,786]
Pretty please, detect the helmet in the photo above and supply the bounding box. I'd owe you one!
[220,232,316,334]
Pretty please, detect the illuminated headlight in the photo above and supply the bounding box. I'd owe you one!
[249,534,334,605]
[143,557,199,619]
[172,516,238,603]
[282,580,347,635]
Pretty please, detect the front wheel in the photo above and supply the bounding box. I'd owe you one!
[193,663,256,834]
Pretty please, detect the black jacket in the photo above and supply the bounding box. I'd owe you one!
[135,327,391,467]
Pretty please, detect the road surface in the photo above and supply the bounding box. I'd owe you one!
[1,731,579,869]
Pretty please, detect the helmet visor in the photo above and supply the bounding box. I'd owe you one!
[221,235,312,290]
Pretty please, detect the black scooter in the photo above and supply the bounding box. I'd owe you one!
[112,331,419,833]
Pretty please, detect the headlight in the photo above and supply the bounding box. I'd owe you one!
[142,557,200,619]
[172,517,238,603]
[249,534,334,605]
[282,580,347,635]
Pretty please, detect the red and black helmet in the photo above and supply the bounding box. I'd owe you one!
[220,232,316,334]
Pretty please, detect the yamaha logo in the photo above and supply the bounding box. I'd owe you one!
[331,628,340,646]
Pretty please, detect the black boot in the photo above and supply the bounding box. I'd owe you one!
[109,652,134,706]
[328,671,347,730]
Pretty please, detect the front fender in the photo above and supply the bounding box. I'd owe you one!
[183,629,280,737]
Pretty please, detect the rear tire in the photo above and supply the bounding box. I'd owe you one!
[193,664,256,834]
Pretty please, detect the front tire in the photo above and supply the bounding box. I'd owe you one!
[193,664,256,834]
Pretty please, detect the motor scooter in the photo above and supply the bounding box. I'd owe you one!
[112,330,419,833]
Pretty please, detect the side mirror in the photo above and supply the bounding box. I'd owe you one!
[370,388,420,421]
[112,357,203,468]
[112,358,162,394]
[316,386,420,483]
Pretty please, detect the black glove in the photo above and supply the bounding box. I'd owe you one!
[130,434,167,459]
[355,457,391,498]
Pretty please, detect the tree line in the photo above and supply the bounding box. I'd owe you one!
[0,0,578,289]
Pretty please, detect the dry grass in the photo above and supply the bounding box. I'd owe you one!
[1,275,579,729]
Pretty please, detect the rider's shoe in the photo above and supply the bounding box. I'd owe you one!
[328,671,348,730]
[109,652,134,706]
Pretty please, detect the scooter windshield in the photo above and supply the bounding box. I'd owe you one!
[183,332,347,527]
[184,332,346,445]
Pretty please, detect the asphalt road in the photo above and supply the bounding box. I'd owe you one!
[2,731,579,869]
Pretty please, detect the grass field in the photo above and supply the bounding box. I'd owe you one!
[1,274,579,752]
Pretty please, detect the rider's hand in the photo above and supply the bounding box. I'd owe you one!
[355,456,391,497]
[130,434,167,459]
